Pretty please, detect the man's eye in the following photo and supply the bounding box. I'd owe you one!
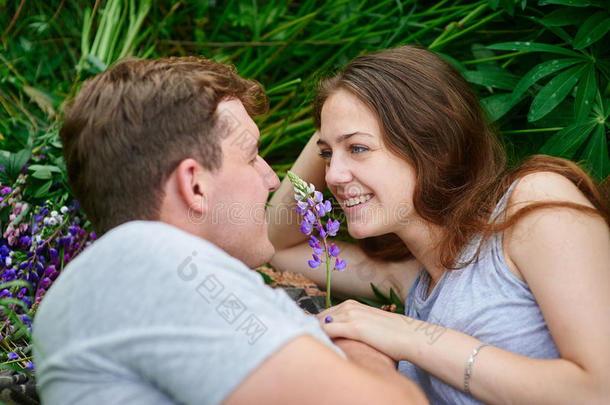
[318,150,332,159]
[350,145,368,154]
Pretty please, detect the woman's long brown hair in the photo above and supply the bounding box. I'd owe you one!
[313,45,609,269]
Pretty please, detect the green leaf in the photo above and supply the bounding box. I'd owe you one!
[255,270,275,284]
[2,150,31,182]
[581,124,610,181]
[541,7,593,26]
[528,64,586,122]
[539,121,597,158]
[512,58,582,101]
[28,164,62,173]
[354,296,383,308]
[370,282,390,303]
[488,0,500,10]
[574,65,597,121]
[487,41,583,58]
[538,0,591,6]
[499,0,515,15]
[389,288,403,307]
[30,167,52,180]
[463,69,519,90]
[32,180,53,199]
[573,12,610,50]
[481,93,516,121]
[28,165,61,180]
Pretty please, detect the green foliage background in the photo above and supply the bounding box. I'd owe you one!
[1,0,609,195]
[0,0,609,375]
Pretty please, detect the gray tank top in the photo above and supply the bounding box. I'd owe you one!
[398,180,559,404]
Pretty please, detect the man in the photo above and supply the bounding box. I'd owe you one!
[33,57,426,404]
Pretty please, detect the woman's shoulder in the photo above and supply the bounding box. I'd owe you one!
[508,171,595,212]
[501,171,604,280]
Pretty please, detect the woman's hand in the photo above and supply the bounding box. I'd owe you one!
[317,299,412,361]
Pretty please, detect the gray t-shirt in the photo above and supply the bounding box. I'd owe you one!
[33,221,342,404]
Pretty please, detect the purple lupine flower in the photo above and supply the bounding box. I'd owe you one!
[40,277,51,289]
[296,200,308,215]
[308,254,321,269]
[325,219,340,236]
[7,352,18,360]
[287,171,347,309]
[304,209,316,224]
[329,243,339,257]
[314,190,323,202]
[1,187,11,195]
[26,362,34,370]
[300,220,313,235]
[44,265,56,277]
[19,314,31,326]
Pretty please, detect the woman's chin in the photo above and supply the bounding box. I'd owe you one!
[347,223,383,240]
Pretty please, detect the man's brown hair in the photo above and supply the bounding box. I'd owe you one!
[60,56,268,235]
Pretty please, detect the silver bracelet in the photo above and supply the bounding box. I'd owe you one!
[464,342,489,395]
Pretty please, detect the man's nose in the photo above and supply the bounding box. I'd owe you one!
[261,159,280,191]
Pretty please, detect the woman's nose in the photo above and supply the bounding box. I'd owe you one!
[325,156,352,186]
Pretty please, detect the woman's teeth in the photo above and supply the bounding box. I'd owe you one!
[344,194,373,207]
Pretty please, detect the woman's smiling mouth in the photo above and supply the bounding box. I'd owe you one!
[342,193,374,208]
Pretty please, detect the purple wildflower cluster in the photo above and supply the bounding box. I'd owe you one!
[1,177,95,371]
[287,171,346,308]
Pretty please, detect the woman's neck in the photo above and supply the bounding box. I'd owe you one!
[395,218,446,285]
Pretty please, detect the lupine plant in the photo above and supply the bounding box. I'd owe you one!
[287,171,346,309]
[0,176,95,373]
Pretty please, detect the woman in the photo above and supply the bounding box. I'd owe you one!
[267,46,610,404]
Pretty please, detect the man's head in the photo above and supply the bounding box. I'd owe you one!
[60,56,279,267]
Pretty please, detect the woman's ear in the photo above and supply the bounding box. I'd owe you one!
[175,158,209,217]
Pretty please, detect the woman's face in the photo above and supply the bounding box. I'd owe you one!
[318,89,418,239]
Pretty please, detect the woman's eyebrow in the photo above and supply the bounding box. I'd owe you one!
[317,132,374,146]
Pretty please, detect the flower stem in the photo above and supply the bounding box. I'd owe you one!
[325,250,331,309]
[321,237,331,309]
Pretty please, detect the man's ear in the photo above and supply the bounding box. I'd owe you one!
[175,158,210,216]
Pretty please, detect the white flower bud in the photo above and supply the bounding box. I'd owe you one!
[48,217,58,226]
[5,257,11,267]
[51,210,58,217]
[60,206,69,214]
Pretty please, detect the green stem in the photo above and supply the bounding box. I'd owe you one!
[462,51,527,65]
[324,241,331,309]
[502,127,563,134]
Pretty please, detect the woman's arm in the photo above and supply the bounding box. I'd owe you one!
[272,240,420,300]
[317,172,610,404]
[267,133,420,300]
[267,133,326,251]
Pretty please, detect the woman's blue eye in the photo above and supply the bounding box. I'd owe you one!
[350,145,368,154]
[319,150,332,159]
